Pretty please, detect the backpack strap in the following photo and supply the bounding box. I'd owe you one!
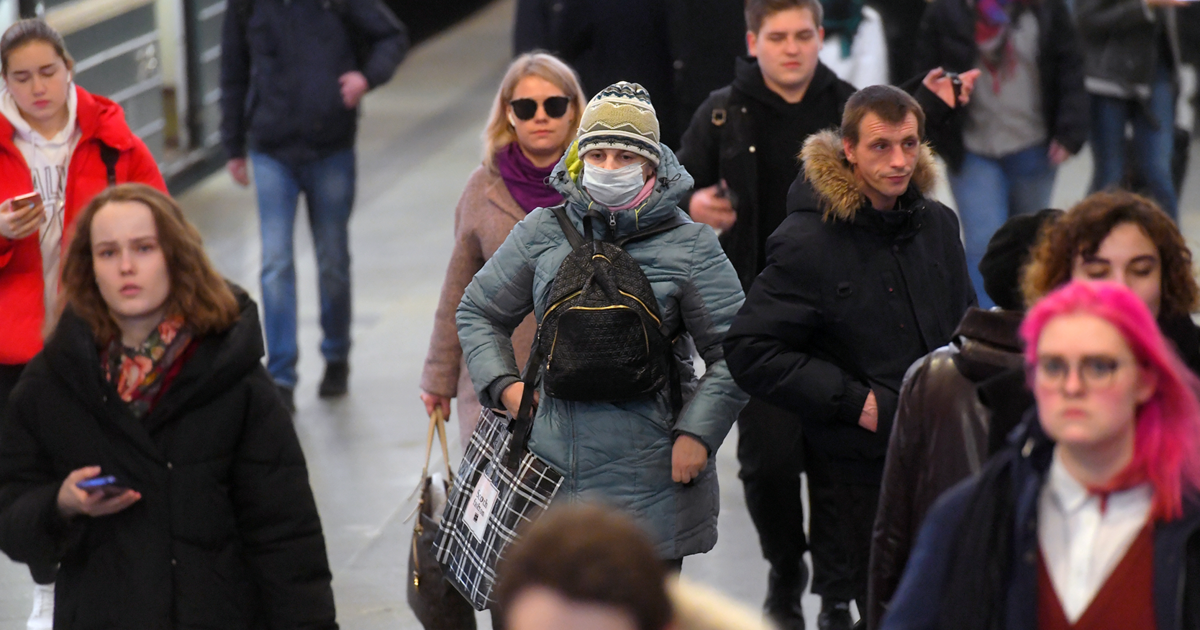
[99,143,119,186]
[550,204,586,249]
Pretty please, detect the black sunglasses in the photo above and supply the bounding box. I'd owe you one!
[510,96,570,121]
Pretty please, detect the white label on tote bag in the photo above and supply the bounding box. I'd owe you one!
[463,475,499,542]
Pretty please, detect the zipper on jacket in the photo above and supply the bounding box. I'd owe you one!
[609,212,616,229]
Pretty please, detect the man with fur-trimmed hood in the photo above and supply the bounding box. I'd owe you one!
[723,84,975,626]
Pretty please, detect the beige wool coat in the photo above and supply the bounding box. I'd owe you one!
[421,162,539,445]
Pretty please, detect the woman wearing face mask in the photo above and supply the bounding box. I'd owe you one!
[0,184,337,630]
[420,53,585,445]
[456,82,748,565]
[1022,190,1200,374]
[0,19,165,628]
[881,281,1200,630]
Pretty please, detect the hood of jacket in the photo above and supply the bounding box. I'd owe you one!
[0,85,141,156]
[41,286,265,420]
[549,139,695,239]
[731,55,841,114]
[796,128,938,223]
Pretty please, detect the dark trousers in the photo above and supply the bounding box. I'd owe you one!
[737,397,809,576]
[1,363,57,586]
[805,444,880,604]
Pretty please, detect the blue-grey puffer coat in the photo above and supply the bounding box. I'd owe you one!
[456,142,749,559]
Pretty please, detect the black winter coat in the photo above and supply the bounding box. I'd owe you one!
[913,0,1089,171]
[1075,0,1181,102]
[867,307,1025,630]
[0,293,337,630]
[512,0,681,146]
[723,130,976,483]
[220,0,408,164]
[676,58,856,291]
[513,0,745,148]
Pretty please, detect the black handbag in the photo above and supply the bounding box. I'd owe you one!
[406,408,477,629]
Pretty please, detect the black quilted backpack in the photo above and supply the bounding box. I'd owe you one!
[533,205,685,403]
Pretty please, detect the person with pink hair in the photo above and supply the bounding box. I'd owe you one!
[880,280,1200,630]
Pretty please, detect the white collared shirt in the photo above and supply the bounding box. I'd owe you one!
[1038,449,1152,623]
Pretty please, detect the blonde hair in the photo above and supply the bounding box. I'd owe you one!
[481,52,586,169]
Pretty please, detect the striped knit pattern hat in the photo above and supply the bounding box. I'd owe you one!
[576,82,661,165]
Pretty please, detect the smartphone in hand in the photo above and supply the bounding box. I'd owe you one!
[76,475,130,498]
[11,191,41,210]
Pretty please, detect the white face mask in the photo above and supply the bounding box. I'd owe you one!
[582,162,646,207]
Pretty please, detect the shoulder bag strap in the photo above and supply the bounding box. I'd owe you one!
[99,143,119,186]
[503,333,545,469]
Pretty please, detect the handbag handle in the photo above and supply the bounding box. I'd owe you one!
[408,407,454,502]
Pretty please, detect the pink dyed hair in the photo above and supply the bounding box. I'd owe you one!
[1021,281,1200,520]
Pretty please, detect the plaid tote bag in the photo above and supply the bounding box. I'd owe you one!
[432,405,562,610]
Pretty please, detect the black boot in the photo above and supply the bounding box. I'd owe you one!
[318,361,349,398]
[764,559,809,630]
[276,384,295,414]
[817,600,852,630]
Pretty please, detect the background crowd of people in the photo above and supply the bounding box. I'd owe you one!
[0,0,1199,628]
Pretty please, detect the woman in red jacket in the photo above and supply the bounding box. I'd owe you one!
[0,18,164,630]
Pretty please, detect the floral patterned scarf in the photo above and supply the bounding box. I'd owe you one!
[975,0,1028,93]
[101,316,194,419]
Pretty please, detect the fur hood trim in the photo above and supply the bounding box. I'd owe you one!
[799,129,938,223]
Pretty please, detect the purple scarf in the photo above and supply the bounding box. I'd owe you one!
[495,142,562,213]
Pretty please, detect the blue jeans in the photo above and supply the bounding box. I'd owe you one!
[250,149,355,388]
[948,144,1057,309]
[1089,60,1178,219]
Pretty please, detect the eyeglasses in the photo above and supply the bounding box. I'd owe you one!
[1033,355,1125,390]
[510,96,570,121]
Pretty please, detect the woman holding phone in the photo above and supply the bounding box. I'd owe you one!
[0,184,337,630]
[0,19,164,627]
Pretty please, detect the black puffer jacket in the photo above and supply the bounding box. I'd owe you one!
[723,130,976,484]
[1075,0,1181,102]
[0,292,337,630]
[913,0,1089,171]
[220,0,408,164]
[676,58,856,291]
[866,307,1026,630]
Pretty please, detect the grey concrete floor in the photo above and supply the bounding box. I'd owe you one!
[5,0,1200,627]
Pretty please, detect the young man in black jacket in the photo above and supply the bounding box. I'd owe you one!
[676,2,973,628]
[723,86,976,630]
[219,0,407,409]
[675,3,851,627]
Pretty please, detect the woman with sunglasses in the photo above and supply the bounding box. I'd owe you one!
[420,52,585,444]
[881,280,1200,630]
[1022,190,1200,374]
[0,19,165,628]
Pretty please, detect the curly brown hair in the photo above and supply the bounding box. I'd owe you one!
[1022,190,1199,317]
[60,184,239,343]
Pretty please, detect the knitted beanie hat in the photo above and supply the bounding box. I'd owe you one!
[576,82,661,166]
[979,208,1063,310]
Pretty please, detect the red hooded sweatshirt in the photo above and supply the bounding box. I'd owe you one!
[0,85,166,365]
